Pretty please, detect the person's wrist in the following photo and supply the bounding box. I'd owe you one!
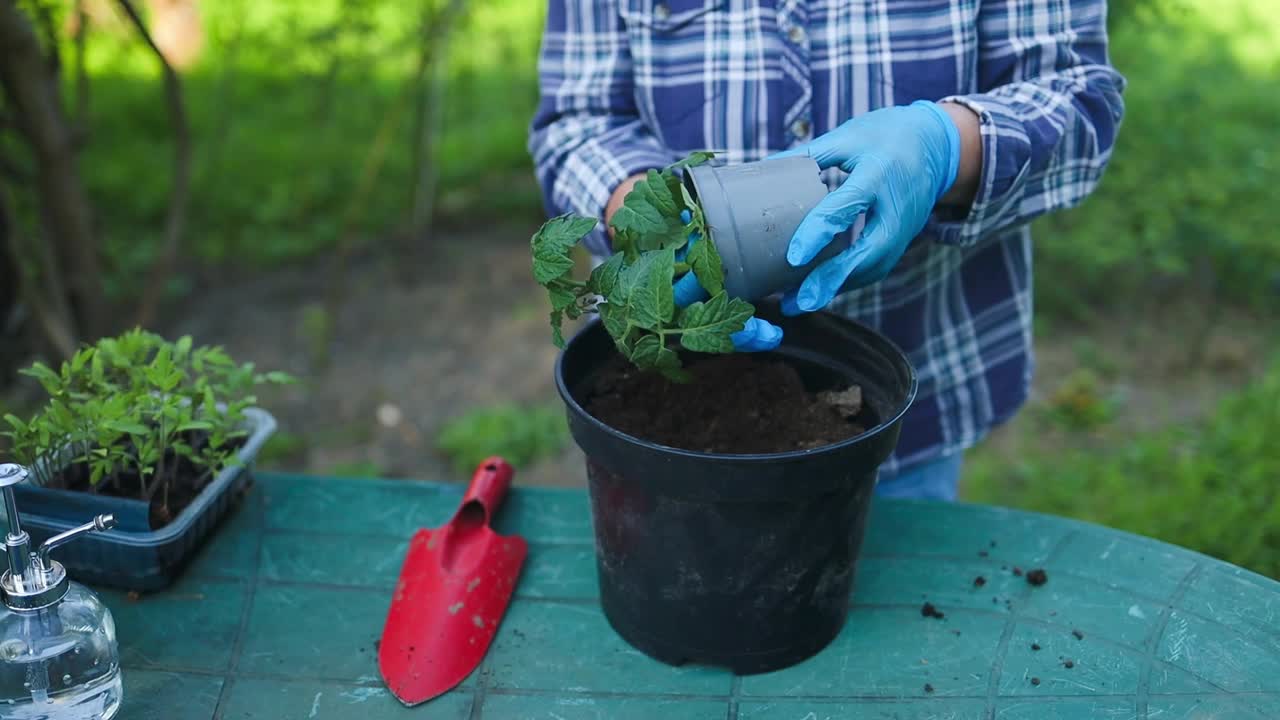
[911,100,962,202]
[936,101,982,207]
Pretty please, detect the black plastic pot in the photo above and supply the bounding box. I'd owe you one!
[6,408,277,592]
[684,156,844,301]
[555,307,916,674]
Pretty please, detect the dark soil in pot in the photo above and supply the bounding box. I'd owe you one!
[584,354,870,453]
[45,432,246,529]
[556,306,916,675]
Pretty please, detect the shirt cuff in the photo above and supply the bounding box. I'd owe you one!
[550,127,674,257]
[926,94,1034,247]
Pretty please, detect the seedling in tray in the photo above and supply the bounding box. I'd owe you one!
[3,329,293,525]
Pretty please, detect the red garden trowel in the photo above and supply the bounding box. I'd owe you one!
[378,456,528,706]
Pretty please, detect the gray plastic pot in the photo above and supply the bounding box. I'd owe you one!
[684,156,845,301]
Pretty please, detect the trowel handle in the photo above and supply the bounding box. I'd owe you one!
[461,457,514,522]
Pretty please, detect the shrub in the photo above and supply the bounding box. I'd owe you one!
[965,358,1280,578]
[436,402,569,476]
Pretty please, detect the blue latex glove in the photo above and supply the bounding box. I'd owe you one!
[672,209,783,352]
[770,100,962,315]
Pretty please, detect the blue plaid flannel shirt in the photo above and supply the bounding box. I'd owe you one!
[529,0,1126,474]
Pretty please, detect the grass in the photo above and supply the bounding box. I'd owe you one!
[963,357,1280,579]
[436,402,569,477]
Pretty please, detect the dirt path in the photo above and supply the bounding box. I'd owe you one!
[162,222,590,487]
[158,226,1271,491]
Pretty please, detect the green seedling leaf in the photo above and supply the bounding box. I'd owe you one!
[629,334,686,379]
[588,252,626,299]
[620,247,675,330]
[664,151,715,172]
[531,214,596,284]
[609,170,686,252]
[546,279,578,312]
[21,363,63,396]
[70,348,90,375]
[685,233,726,297]
[526,152,754,378]
[598,302,629,341]
[677,292,755,353]
[176,421,215,432]
[106,420,150,436]
[550,311,567,348]
[679,183,709,236]
[91,348,104,383]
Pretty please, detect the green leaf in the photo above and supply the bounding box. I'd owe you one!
[664,151,715,172]
[630,334,688,381]
[176,335,193,358]
[608,170,686,252]
[21,363,63,396]
[70,348,91,374]
[685,233,726,296]
[3,414,26,433]
[679,183,707,233]
[263,370,295,384]
[106,420,150,435]
[152,344,173,373]
[587,252,626,299]
[620,248,675,330]
[160,369,183,393]
[532,215,596,284]
[202,347,233,367]
[659,364,691,383]
[629,334,663,366]
[90,348,106,385]
[176,420,214,432]
[598,302,629,341]
[614,325,641,358]
[550,310,567,349]
[546,279,578,312]
[677,292,755,353]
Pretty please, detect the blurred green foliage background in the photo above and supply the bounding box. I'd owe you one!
[56,0,1280,309]
[2,0,1276,576]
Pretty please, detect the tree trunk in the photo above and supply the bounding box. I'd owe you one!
[0,0,106,341]
[117,0,191,329]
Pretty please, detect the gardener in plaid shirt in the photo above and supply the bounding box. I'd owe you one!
[529,0,1125,499]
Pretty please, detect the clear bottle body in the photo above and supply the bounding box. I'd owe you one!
[0,583,121,720]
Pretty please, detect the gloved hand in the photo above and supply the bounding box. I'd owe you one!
[770,100,961,314]
[672,209,783,351]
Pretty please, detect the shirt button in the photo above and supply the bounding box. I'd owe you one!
[791,119,812,139]
[787,25,807,44]
[654,3,671,20]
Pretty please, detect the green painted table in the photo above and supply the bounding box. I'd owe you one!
[100,472,1280,719]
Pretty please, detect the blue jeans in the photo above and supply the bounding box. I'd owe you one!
[874,453,963,501]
